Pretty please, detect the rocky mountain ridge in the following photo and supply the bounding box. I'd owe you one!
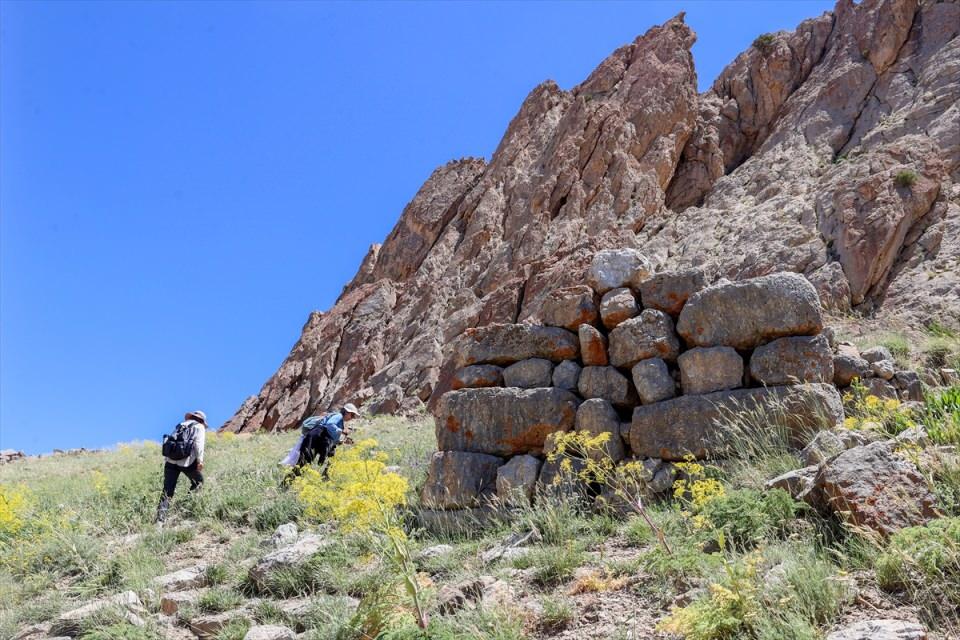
[223,0,959,434]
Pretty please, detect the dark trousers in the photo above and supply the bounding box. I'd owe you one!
[283,432,335,486]
[156,461,203,522]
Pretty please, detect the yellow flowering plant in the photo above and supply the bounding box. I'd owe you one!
[0,484,30,540]
[842,379,914,437]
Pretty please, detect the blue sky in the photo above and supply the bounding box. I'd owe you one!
[1,0,834,454]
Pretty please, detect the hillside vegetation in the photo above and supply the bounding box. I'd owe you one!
[2,389,959,640]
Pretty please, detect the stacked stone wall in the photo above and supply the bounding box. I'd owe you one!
[420,249,923,515]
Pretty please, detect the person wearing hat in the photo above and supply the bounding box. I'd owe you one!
[287,404,360,479]
[156,410,207,523]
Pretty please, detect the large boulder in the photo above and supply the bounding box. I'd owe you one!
[451,364,504,390]
[540,285,598,331]
[861,346,894,364]
[749,335,834,385]
[586,249,652,294]
[575,399,626,462]
[626,384,843,460]
[435,387,579,456]
[815,442,939,537]
[421,451,504,510]
[552,360,582,390]
[637,268,708,316]
[495,455,542,506]
[579,324,609,366]
[608,310,681,368]
[631,358,676,405]
[578,366,639,408]
[453,324,579,367]
[677,346,743,395]
[676,272,823,349]
[599,287,640,329]
[248,534,329,589]
[502,358,554,388]
[833,354,870,386]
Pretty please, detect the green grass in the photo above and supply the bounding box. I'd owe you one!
[895,169,918,187]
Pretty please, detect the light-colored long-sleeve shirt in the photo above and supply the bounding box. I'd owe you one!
[165,421,206,467]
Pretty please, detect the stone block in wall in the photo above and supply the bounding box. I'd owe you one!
[537,456,589,498]
[453,324,579,367]
[749,335,833,386]
[451,364,504,390]
[631,358,676,405]
[586,248,651,294]
[608,310,680,368]
[599,287,640,329]
[833,354,870,387]
[579,324,609,366]
[637,268,708,317]
[552,360,582,390]
[502,358,554,388]
[421,451,504,510]
[625,383,843,460]
[578,366,639,408]
[496,455,542,506]
[435,387,579,456]
[678,346,743,395]
[676,272,823,349]
[540,285,598,331]
[575,399,625,462]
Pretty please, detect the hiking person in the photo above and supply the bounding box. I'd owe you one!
[283,403,360,480]
[156,410,207,523]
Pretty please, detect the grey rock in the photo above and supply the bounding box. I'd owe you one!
[244,625,296,640]
[893,370,923,402]
[749,335,834,385]
[495,455,542,506]
[834,354,871,386]
[599,287,640,329]
[189,611,253,639]
[160,590,201,616]
[637,268,708,316]
[576,399,626,462]
[801,428,874,466]
[871,359,896,381]
[578,324,609,366]
[248,534,329,589]
[421,451,503,510]
[50,592,143,637]
[502,358,554,388]
[269,523,298,548]
[578,366,639,408]
[676,272,823,349]
[678,346,743,395]
[608,309,681,368]
[650,464,677,493]
[586,249,652,294]
[628,384,843,460]
[865,378,899,399]
[766,466,820,506]
[552,360,582,390]
[451,364,504,390]
[155,566,208,592]
[453,323,579,367]
[861,346,894,364]
[417,544,455,560]
[540,285,598,331]
[435,387,579,456]
[631,358,676,405]
[825,619,927,640]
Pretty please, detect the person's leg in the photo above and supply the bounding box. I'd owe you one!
[156,463,182,523]
[183,462,204,491]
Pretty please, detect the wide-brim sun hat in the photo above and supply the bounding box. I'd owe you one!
[186,410,207,424]
[343,403,360,416]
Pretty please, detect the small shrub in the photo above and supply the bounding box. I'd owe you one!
[875,517,960,598]
[843,381,915,438]
[251,600,288,625]
[213,618,250,640]
[205,563,232,586]
[921,386,960,446]
[197,588,244,614]
[252,492,302,532]
[895,169,918,187]
[753,33,776,50]
[539,595,575,632]
[698,488,801,549]
[514,543,586,587]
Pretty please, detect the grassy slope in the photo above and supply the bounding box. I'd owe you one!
[1,397,958,640]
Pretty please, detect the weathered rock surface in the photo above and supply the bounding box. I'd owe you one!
[676,272,824,349]
[495,454,542,506]
[815,441,939,536]
[861,346,894,364]
[421,451,503,509]
[834,354,870,386]
[435,387,579,456]
[160,590,201,616]
[539,285,598,331]
[502,358,554,388]
[551,360,582,390]
[578,366,639,408]
[451,364,503,390]
[678,346,743,395]
[871,359,896,381]
[578,324,609,366]
[50,592,143,637]
[801,428,874,466]
[155,566,208,592]
[750,335,834,385]
[599,287,640,329]
[587,249,652,294]
[825,619,927,640]
[190,611,253,639]
[452,324,580,367]
[244,625,296,640]
[225,2,960,434]
[248,534,328,588]
[638,268,708,316]
[608,310,681,368]
[631,358,676,404]
[575,399,626,462]
[627,383,843,460]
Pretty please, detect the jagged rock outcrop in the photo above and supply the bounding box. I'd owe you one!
[223,0,958,433]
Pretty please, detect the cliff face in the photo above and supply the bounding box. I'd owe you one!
[222,0,959,434]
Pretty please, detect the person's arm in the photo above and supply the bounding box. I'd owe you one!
[194,425,206,470]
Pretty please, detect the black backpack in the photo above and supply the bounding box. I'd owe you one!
[162,421,197,460]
